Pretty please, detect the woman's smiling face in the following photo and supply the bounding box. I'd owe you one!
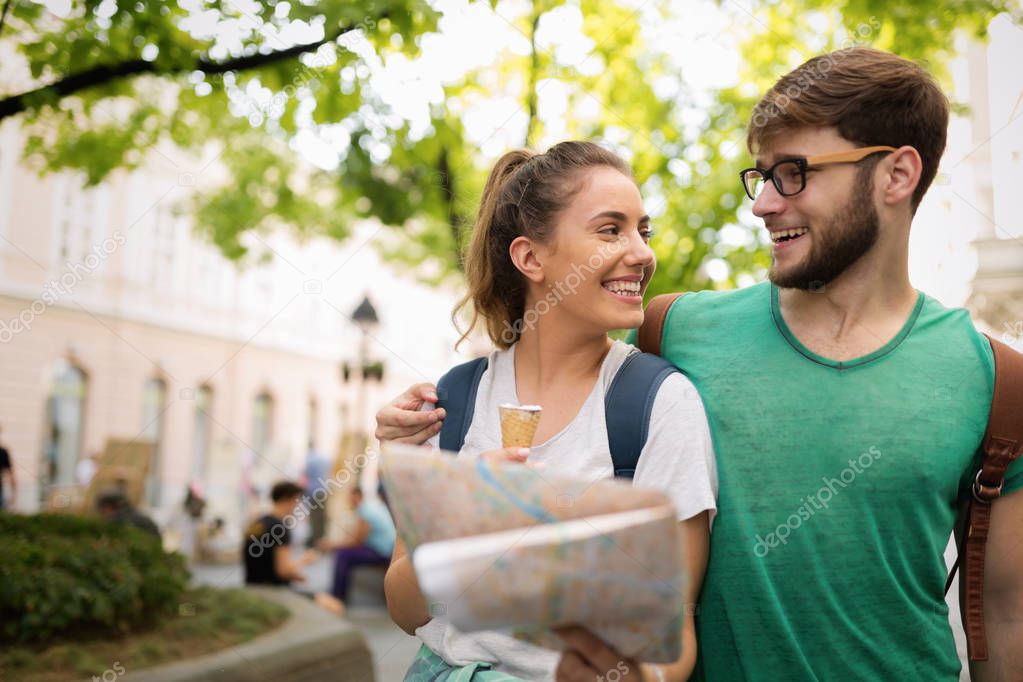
[523,165,656,336]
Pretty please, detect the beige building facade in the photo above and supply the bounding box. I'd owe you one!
[0,120,470,535]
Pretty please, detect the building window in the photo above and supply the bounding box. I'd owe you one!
[52,175,106,267]
[191,386,213,487]
[252,392,274,457]
[41,363,87,495]
[141,377,167,507]
[149,204,178,290]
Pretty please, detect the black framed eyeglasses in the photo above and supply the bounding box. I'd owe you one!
[739,145,898,201]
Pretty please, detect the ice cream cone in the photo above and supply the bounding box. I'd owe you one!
[499,404,542,449]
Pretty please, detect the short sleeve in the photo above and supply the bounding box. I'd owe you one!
[632,372,718,523]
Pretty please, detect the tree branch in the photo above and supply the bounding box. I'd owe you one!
[437,149,466,272]
[524,3,541,148]
[0,17,383,121]
[0,0,12,39]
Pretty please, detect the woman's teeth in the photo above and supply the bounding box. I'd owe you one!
[771,227,809,243]
[602,281,641,295]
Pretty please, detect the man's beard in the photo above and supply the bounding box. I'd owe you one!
[769,170,880,291]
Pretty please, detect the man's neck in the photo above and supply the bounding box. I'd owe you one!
[270,503,293,519]
[777,247,919,360]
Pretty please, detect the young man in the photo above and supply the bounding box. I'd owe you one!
[243,480,318,586]
[376,48,1023,681]
[318,486,396,608]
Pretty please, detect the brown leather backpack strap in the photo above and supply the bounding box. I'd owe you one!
[957,334,1023,661]
[637,293,685,355]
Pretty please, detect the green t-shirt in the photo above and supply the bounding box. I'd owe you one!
[632,282,1023,681]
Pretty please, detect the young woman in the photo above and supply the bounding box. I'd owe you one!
[384,141,716,682]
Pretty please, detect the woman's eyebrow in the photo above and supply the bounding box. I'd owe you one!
[589,210,651,223]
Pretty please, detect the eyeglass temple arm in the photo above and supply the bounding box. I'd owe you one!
[804,145,899,166]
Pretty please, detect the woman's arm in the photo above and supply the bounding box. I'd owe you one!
[556,512,710,682]
[383,447,531,635]
[648,511,710,680]
[384,537,432,635]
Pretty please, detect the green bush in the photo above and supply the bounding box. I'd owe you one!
[0,513,189,642]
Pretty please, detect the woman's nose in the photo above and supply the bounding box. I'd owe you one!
[624,231,655,267]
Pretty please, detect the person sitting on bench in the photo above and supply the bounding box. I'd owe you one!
[319,486,396,609]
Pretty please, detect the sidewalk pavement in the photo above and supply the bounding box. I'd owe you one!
[190,555,421,681]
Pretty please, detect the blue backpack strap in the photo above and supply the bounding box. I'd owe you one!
[605,352,680,479]
[436,357,489,453]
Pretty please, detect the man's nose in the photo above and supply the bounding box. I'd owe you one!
[752,179,787,218]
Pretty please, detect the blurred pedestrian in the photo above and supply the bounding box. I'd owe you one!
[302,440,331,548]
[244,480,317,586]
[0,423,15,511]
[244,480,344,616]
[318,486,395,608]
[96,489,160,538]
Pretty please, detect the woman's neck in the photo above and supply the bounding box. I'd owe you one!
[513,323,612,397]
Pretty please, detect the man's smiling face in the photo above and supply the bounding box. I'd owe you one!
[752,127,881,290]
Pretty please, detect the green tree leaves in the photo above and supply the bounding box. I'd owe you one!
[2,0,1019,292]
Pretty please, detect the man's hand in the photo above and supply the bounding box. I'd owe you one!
[555,626,646,682]
[375,383,446,444]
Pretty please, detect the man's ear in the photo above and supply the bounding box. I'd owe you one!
[509,236,545,284]
[881,145,923,208]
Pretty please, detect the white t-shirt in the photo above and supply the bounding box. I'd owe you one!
[415,340,717,681]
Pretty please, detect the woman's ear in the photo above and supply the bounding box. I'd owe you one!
[509,236,545,284]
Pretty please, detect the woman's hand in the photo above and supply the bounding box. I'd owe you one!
[554,626,647,681]
[479,447,531,465]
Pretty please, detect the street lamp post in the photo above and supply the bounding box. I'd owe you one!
[348,296,380,472]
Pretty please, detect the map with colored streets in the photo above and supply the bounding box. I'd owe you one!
[379,443,687,663]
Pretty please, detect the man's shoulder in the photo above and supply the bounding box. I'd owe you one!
[914,292,995,366]
[670,283,768,314]
[662,283,770,336]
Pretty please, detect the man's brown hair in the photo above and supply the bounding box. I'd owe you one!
[747,47,949,209]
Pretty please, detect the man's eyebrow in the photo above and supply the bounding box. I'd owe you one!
[756,152,804,166]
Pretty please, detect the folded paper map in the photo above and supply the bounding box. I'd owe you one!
[379,443,686,662]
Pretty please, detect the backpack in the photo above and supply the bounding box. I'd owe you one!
[639,292,1023,662]
[435,350,679,479]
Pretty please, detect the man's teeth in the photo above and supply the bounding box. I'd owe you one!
[602,281,641,295]
[771,227,809,243]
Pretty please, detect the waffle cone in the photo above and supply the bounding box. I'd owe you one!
[499,404,542,449]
